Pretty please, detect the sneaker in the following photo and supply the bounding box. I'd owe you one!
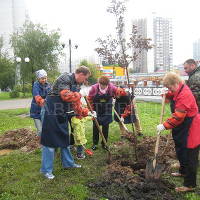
[64,164,82,169]
[44,173,55,180]
[91,145,98,151]
[175,186,194,192]
[77,153,86,160]
[171,172,185,177]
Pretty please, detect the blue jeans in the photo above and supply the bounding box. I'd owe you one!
[33,119,42,136]
[40,146,76,174]
[40,106,45,123]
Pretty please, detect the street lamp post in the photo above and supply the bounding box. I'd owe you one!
[15,57,22,85]
[62,39,78,73]
[69,39,72,73]
[15,57,30,89]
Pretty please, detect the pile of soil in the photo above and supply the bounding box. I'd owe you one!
[0,128,39,152]
[88,135,183,200]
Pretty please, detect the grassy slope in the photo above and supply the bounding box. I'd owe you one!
[0,103,199,200]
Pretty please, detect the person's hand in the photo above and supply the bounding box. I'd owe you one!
[80,89,87,97]
[120,117,124,123]
[161,87,168,95]
[88,111,97,118]
[156,124,165,132]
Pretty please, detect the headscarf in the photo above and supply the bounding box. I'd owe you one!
[35,69,47,79]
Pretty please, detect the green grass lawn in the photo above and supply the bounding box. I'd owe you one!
[0,103,199,200]
[0,92,32,101]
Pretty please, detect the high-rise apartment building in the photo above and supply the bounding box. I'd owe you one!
[132,19,148,73]
[153,17,173,72]
[0,0,27,56]
[132,15,173,73]
[193,39,200,61]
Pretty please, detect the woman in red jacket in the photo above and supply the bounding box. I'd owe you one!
[157,72,200,192]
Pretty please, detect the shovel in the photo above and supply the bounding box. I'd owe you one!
[145,94,166,180]
[113,107,133,135]
[84,97,112,163]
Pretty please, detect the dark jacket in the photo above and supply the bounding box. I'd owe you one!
[50,73,81,95]
[187,66,200,110]
[41,73,81,147]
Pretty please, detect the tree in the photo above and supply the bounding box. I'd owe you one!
[0,37,15,90]
[95,0,153,160]
[79,60,101,84]
[11,20,63,87]
[0,56,15,90]
[95,0,153,82]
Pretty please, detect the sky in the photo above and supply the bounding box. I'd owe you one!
[25,0,200,65]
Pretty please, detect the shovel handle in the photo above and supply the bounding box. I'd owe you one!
[113,108,129,132]
[153,94,166,168]
[84,97,108,147]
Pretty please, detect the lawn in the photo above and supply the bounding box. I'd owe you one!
[0,103,199,200]
[0,92,32,101]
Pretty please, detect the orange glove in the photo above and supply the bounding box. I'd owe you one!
[35,96,45,107]
[87,96,94,110]
[115,87,127,97]
[81,107,89,117]
[121,105,132,118]
[72,92,81,102]
[60,90,81,102]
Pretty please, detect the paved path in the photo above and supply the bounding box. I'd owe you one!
[0,95,162,110]
[0,98,32,110]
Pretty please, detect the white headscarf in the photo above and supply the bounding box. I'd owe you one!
[35,69,47,79]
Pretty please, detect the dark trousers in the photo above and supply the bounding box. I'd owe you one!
[174,145,188,175]
[172,117,193,175]
[93,122,109,145]
[184,145,200,187]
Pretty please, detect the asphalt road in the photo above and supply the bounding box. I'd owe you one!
[0,96,162,111]
[0,98,32,110]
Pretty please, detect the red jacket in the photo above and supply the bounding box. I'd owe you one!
[163,83,200,148]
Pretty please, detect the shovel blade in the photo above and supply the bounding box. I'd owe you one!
[145,159,165,181]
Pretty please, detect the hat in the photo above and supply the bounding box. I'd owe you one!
[35,69,47,79]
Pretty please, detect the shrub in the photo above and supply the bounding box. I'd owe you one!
[9,90,20,98]
[9,85,21,98]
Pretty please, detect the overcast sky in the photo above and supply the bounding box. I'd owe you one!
[25,0,200,65]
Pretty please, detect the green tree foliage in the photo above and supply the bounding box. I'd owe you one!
[11,20,63,86]
[80,60,101,84]
[0,56,15,90]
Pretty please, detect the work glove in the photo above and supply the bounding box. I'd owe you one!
[115,87,127,97]
[80,89,88,97]
[156,124,165,132]
[120,117,124,123]
[88,111,97,118]
[161,87,168,95]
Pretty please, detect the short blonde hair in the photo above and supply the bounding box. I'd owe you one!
[163,72,182,87]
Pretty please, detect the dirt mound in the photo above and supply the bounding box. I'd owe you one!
[0,128,40,152]
[88,135,182,200]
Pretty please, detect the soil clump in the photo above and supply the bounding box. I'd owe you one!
[0,128,39,152]
[87,135,184,200]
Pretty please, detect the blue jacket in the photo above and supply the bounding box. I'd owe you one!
[30,81,51,119]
